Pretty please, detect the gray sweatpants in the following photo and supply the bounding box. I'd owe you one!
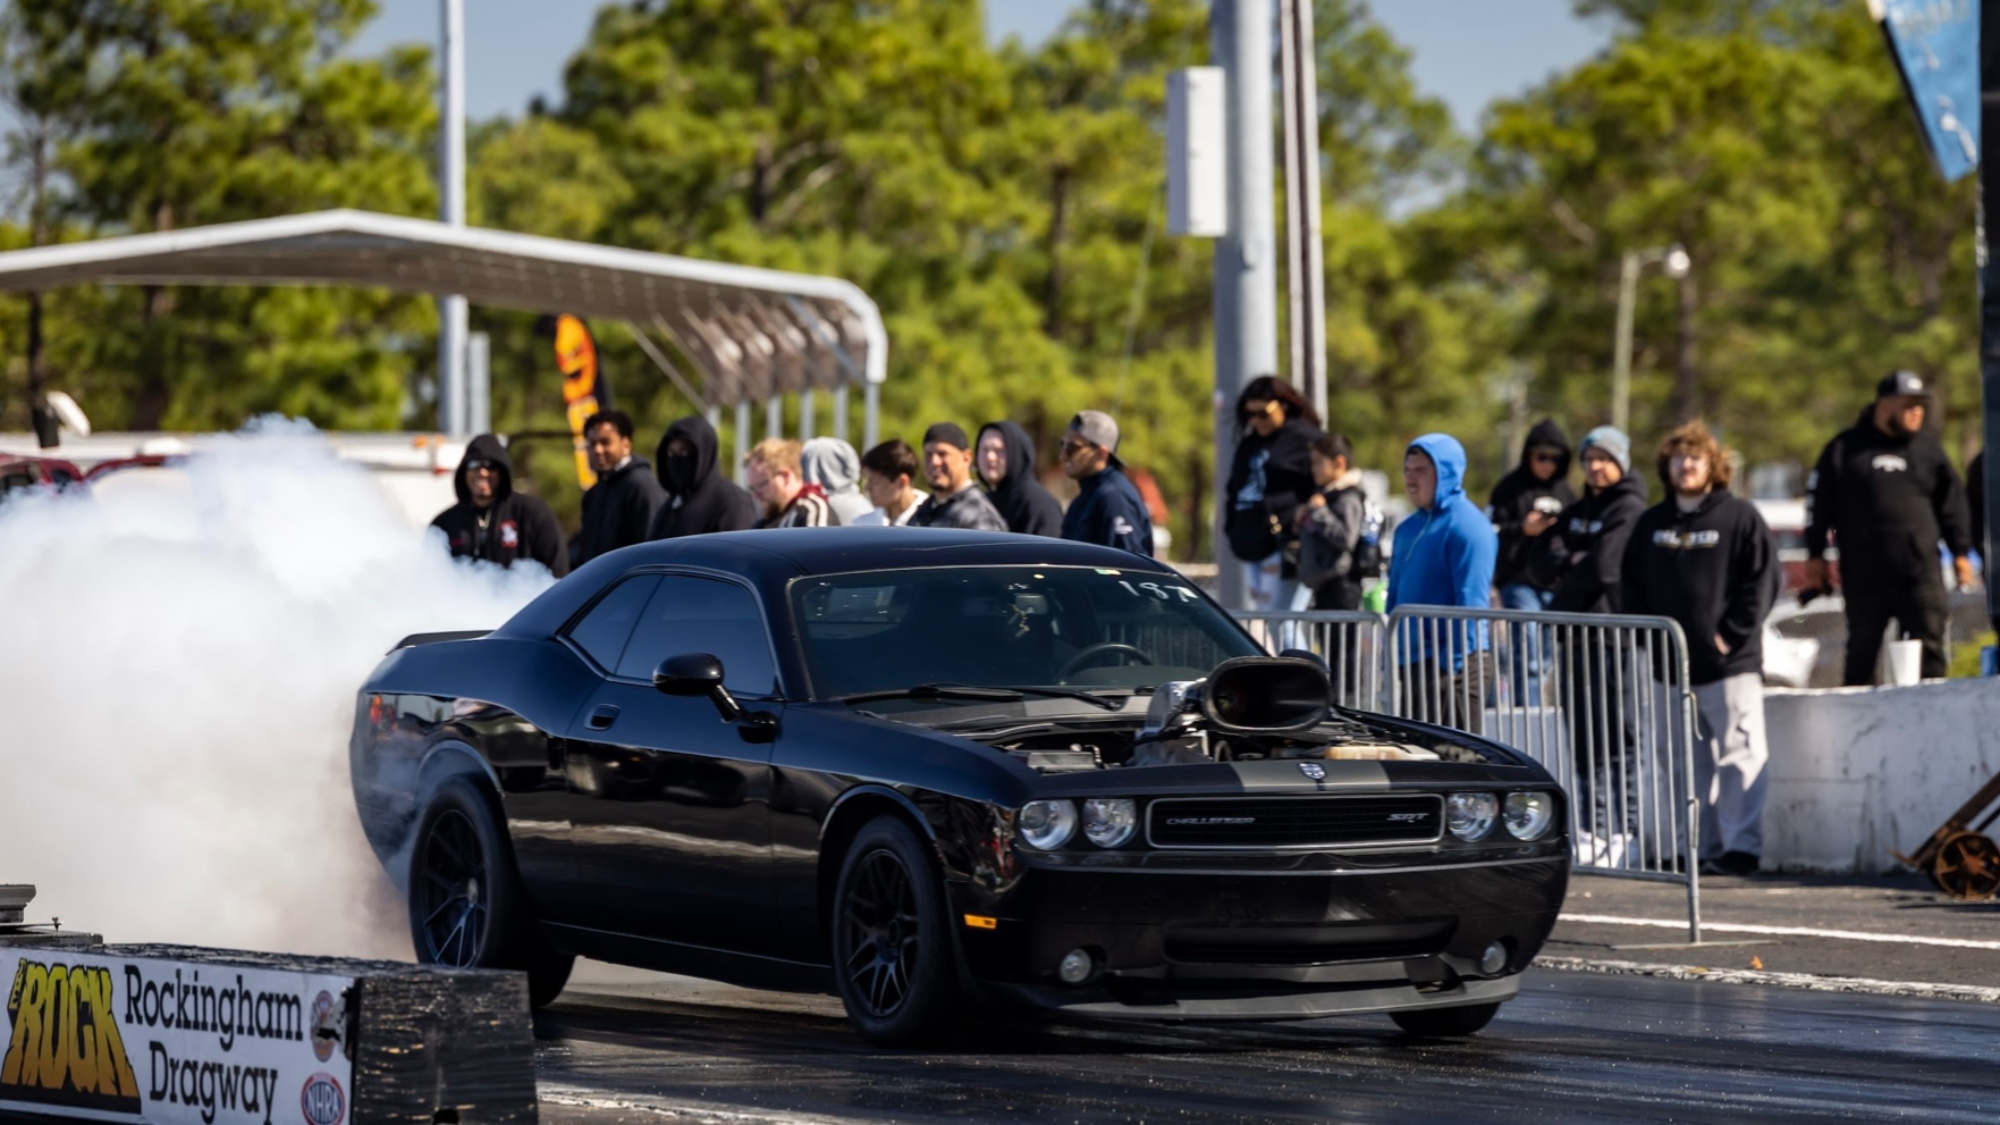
[1692,672,1768,860]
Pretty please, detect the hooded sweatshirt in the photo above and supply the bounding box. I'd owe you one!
[1225,415,1323,564]
[1386,435,1496,668]
[574,449,666,566]
[1541,473,1648,614]
[801,438,871,526]
[1806,406,1972,583]
[1487,419,1575,589]
[1622,486,1780,685]
[977,421,1063,537]
[1061,464,1155,557]
[648,416,759,540]
[430,434,569,576]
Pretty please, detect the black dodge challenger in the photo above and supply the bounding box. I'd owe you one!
[350,528,1568,1044]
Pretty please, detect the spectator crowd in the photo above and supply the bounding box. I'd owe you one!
[431,370,1987,880]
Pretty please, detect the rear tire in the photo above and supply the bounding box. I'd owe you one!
[830,817,962,1046]
[408,778,573,1010]
[1390,1001,1501,1037]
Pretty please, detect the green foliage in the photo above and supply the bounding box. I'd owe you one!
[2,0,1984,551]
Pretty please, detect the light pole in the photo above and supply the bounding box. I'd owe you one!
[438,0,468,437]
[1611,243,1690,435]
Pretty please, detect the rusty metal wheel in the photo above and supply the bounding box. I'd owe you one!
[1930,831,2000,900]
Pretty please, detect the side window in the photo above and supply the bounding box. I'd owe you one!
[566,575,660,672]
[617,576,778,696]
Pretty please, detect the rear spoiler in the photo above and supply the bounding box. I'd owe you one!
[388,630,491,653]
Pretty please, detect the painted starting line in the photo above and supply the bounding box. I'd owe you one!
[1559,912,2000,952]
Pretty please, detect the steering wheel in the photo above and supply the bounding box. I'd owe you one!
[1057,643,1155,681]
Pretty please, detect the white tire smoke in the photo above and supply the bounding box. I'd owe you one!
[0,420,556,959]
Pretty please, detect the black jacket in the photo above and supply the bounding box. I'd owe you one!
[1225,417,1322,563]
[1297,477,1368,610]
[431,434,569,576]
[1621,487,1780,685]
[978,421,1063,537]
[1487,419,1575,589]
[1806,409,1972,583]
[912,482,1007,531]
[1539,474,1648,614]
[1061,465,1154,557]
[574,455,665,565]
[648,416,760,540]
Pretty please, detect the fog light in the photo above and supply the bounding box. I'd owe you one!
[1058,947,1097,985]
[1479,941,1509,975]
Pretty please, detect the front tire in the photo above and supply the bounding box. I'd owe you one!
[1390,1001,1501,1037]
[408,778,575,1009]
[830,817,962,1045]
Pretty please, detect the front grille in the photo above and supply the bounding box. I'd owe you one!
[1146,794,1443,849]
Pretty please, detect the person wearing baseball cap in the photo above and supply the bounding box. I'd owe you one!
[1059,410,1154,558]
[1805,369,1975,684]
[910,422,1008,531]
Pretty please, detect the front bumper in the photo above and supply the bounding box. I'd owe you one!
[947,847,1566,1021]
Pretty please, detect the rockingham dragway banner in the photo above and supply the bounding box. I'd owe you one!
[0,949,354,1125]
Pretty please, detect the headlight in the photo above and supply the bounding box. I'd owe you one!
[1503,791,1556,840]
[1081,799,1138,848]
[1018,800,1077,850]
[1447,792,1498,841]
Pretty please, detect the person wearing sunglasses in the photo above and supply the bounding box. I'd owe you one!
[1486,419,1574,705]
[1058,410,1153,557]
[1224,375,1324,613]
[430,434,569,577]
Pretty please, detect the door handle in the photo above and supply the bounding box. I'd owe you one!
[586,705,620,731]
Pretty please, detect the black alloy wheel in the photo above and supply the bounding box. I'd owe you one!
[415,806,489,966]
[1390,1001,1501,1037]
[407,778,576,1009]
[831,817,961,1045]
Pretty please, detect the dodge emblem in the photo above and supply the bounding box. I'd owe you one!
[1298,762,1327,781]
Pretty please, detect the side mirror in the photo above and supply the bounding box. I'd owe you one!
[654,653,742,722]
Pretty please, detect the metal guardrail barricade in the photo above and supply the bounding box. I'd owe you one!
[1235,610,1388,712]
[1231,606,1703,941]
[1383,606,1701,941]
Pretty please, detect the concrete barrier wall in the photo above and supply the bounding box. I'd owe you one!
[1763,679,2000,874]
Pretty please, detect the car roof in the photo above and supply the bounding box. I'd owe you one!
[495,527,1183,640]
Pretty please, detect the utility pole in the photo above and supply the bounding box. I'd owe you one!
[1982,0,2000,628]
[438,0,468,437]
[1278,0,1328,424]
[1212,0,1279,611]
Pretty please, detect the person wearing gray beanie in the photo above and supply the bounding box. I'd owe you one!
[1526,421,1650,868]
[1577,425,1632,474]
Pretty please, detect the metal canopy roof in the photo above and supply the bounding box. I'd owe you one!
[0,209,887,411]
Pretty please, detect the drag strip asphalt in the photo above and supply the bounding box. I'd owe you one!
[533,967,2000,1125]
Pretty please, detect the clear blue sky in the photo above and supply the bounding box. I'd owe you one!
[352,1,1610,133]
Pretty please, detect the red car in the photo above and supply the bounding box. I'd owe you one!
[0,452,85,500]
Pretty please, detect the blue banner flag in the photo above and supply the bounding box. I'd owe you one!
[1879,0,1980,182]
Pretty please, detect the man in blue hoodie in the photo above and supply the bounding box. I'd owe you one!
[1387,434,1498,733]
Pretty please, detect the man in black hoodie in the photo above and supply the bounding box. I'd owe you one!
[1805,371,1974,684]
[431,434,569,576]
[1488,419,1574,703]
[976,420,1062,536]
[648,415,759,540]
[1529,425,1648,867]
[573,410,666,565]
[1623,422,1780,876]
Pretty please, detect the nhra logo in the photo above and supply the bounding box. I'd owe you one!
[0,959,142,1114]
[300,1072,345,1125]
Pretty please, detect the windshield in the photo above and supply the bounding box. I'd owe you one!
[790,566,1262,700]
